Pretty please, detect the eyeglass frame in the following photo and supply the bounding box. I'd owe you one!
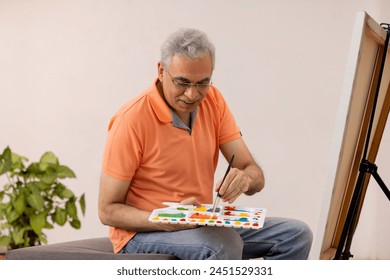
[165,70,212,92]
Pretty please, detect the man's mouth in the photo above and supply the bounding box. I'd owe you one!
[181,99,197,105]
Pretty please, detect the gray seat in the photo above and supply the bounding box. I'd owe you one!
[5,237,178,260]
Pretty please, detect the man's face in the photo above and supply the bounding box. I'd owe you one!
[158,54,213,118]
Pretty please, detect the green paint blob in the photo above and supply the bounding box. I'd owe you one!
[158,213,186,218]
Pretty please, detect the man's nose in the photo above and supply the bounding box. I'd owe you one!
[184,85,199,100]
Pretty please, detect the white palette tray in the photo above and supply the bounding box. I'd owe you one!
[148,202,267,229]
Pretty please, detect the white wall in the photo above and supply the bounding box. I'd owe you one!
[0,0,389,259]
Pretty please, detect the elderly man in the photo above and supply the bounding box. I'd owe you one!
[98,28,312,260]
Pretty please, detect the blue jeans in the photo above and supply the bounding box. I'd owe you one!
[120,217,313,260]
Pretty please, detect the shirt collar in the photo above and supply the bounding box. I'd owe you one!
[148,77,172,123]
[171,108,198,134]
[148,77,199,134]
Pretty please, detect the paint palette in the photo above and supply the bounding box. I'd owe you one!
[148,202,266,229]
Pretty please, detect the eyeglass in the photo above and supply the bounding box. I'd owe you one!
[166,71,212,91]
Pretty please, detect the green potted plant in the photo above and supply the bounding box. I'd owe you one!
[0,146,85,250]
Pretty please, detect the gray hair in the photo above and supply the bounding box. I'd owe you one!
[160,28,216,71]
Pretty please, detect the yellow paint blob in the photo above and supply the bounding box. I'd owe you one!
[193,206,208,212]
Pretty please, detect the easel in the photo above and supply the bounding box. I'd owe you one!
[334,23,390,260]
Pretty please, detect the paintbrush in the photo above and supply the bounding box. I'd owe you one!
[211,154,235,215]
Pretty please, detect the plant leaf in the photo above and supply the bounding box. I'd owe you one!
[11,227,25,245]
[70,219,81,229]
[39,152,59,171]
[12,193,26,214]
[53,208,67,226]
[39,235,48,245]
[39,168,57,184]
[57,165,76,179]
[30,212,46,235]
[0,236,11,247]
[26,162,41,178]
[59,188,74,199]
[79,194,86,216]
[0,146,12,175]
[0,202,8,211]
[6,209,20,223]
[44,221,54,229]
[65,200,77,219]
[27,193,45,211]
[35,181,50,191]
[11,152,28,171]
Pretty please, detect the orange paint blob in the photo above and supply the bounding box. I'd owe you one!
[190,213,217,219]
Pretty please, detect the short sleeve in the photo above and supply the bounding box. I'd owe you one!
[102,115,142,181]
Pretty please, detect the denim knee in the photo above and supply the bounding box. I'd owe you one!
[298,220,313,253]
[200,227,244,260]
[285,219,313,259]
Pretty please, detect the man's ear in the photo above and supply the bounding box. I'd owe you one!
[157,61,164,82]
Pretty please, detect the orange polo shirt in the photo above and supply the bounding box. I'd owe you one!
[102,78,241,253]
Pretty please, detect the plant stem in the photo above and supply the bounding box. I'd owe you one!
[5,173,14,186]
